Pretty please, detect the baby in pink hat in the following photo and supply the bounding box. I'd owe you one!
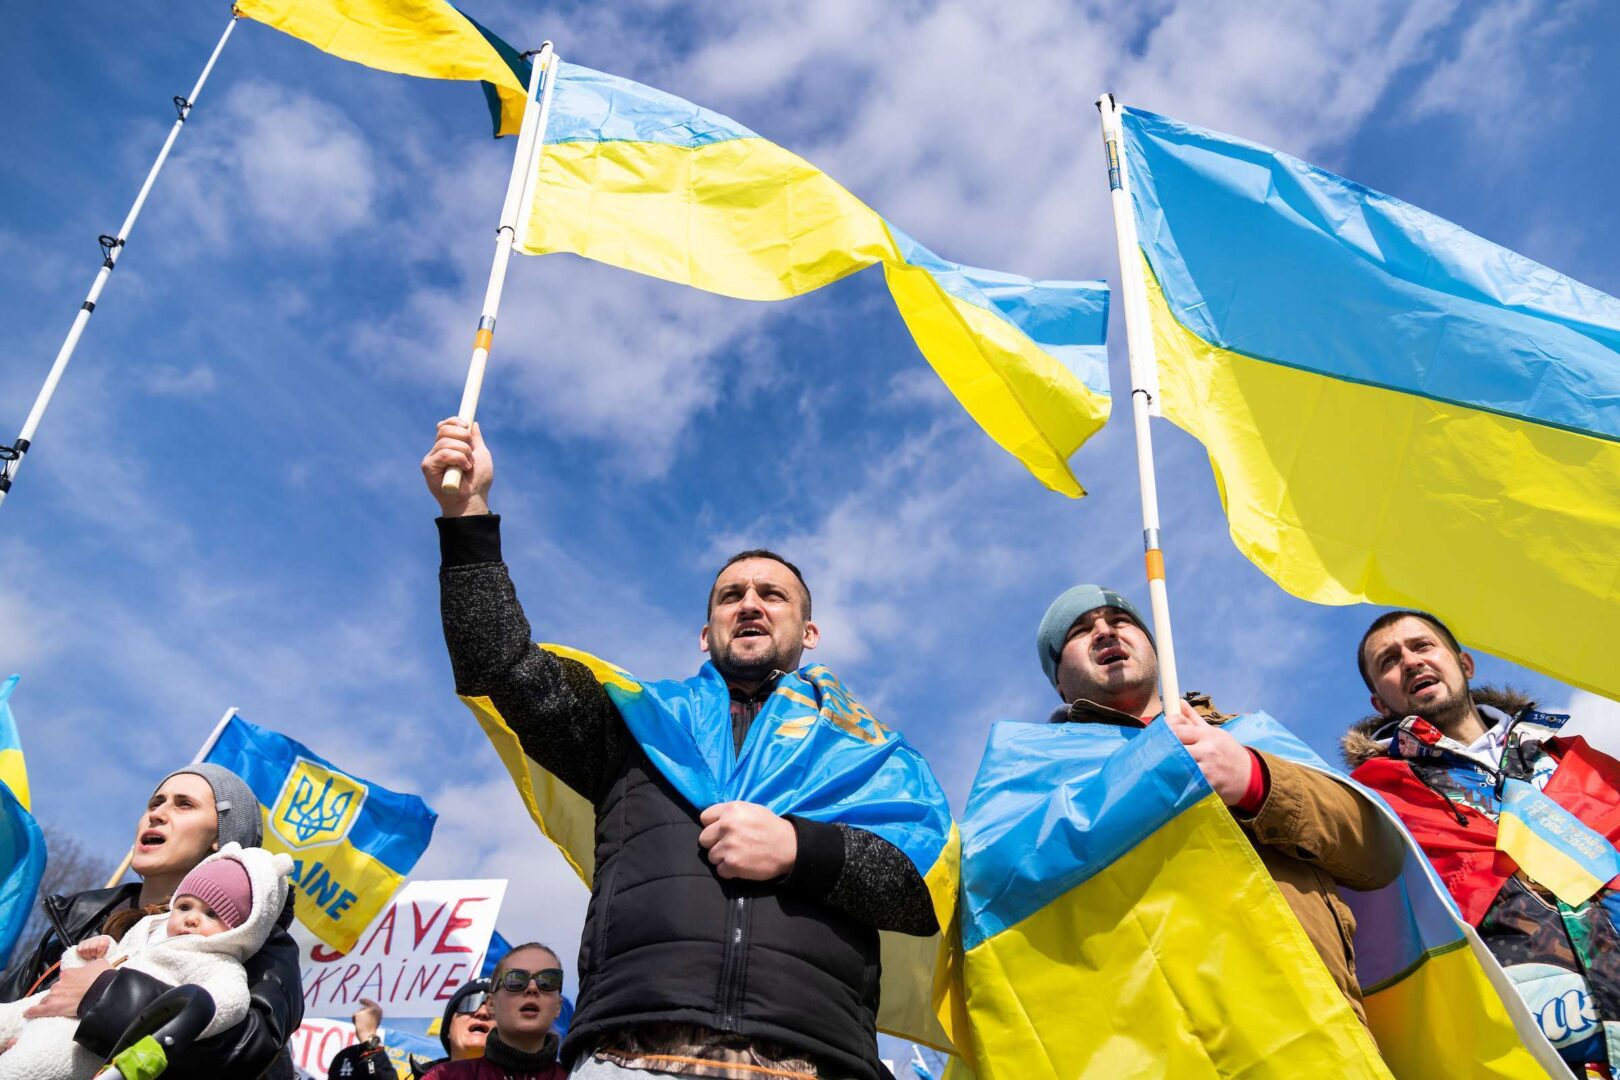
[0,844,293,1079]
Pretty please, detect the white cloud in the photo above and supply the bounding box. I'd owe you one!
[1558,690,1620,761]
[1409,0,1590,131]
[167,80,378,249]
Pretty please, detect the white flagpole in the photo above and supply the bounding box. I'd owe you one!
[103,706,239,889]
[441,42,559,494]
[0,15,240,512]
[1097,93,1183,711]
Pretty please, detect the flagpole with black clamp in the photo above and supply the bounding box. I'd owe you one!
[440,41,559,495]
[1096,93,1184,709]
[0,14,241,513]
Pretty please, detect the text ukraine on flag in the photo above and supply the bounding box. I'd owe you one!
[1115,105,1620,701]
[233,0,531,136]
[0,676,45,970]
[204,715,437,952]
[953,713,1559,1079]
[515,62,1111,498]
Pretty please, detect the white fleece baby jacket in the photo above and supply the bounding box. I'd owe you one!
[0,843,293,1080]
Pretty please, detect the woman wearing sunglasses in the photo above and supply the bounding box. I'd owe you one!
[421,944,566,1080]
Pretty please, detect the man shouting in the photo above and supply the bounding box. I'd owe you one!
[422,420,951,1080]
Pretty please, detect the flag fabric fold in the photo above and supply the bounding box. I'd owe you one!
[0,676,45,969]
[1118,104,1620,699]
[463,645,964,1053]
[202,714,438,952]
[953,712,1560,1079]
[517,61,1111,497]
[234,0,530,136]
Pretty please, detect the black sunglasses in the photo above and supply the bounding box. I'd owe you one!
[497,967,563,994]
[451,991,491,1015]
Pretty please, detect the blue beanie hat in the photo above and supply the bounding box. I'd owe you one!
[1036,584,1155,689]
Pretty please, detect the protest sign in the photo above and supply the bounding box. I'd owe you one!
[288,1017,356,1076]
[296,878,507,1018]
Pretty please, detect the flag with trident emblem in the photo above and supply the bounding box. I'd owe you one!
[204,715,437,951]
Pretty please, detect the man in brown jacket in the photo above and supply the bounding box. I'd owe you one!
[1037,584,1405,1021]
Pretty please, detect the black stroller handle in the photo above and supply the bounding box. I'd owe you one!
[106,984,217,1065]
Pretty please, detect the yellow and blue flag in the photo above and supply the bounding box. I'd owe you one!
[203,714,437,952]
[516,62,1111,497]
[234,0,531,136]
[954,712,1561,1078]
[1117,105,1620,700]
[0,676,46,969]
[464,646,964,1053]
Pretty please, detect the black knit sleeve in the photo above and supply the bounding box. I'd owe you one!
[819,825,938,936]
[439,516,628,803]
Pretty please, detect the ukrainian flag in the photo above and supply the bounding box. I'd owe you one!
[464,646,965,1054]
[515,62,1111,497]
[954,713,1562,1078]
[0,676,45,969]
[234,0,530,136]
[1116,105,1620,700]
[203,714,438,952]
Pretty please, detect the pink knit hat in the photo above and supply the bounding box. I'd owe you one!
[174,857,252,930]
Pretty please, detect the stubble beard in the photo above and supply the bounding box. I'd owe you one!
[712,639,786,687]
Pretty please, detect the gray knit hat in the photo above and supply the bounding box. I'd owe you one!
[154,763,262,850]
[1036,584,1155,689]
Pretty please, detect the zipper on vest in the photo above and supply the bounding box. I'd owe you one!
[719,895,747,1031]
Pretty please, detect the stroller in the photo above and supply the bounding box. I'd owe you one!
[90,985,215,1080]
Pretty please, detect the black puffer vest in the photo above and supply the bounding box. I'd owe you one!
[562,743,884,1079]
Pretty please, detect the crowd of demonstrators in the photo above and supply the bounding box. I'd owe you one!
[1034,585,1406,1023]
[0,843,294,1079]
[1345,611,1620,1077]
[0,764,304,1078]
[424,419,942,1080]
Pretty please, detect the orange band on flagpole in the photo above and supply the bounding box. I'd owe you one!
[1145,549,1165,582]
[474,328,494,352]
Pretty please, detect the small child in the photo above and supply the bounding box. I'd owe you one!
[0,843,293,1079]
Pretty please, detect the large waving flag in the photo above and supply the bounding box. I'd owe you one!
[1116,104,1620,699]
[0,677,46,969]
[203,714,438,952]
[234,0,530,136]
[464,646,964,1054]
[514,62,1111,497]
[953,713,1561,1079]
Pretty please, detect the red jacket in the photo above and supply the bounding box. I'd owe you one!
[419,1034,566,1080]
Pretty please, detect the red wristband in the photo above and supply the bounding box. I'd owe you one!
[1234,749,1269,815]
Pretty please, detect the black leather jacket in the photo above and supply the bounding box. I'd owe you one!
[0,882,304,1078]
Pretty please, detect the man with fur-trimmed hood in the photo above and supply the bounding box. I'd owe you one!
[1344,609,1620,1077]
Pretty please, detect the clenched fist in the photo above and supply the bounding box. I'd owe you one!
[1164,700,1254,807]
[697,801,797,880]
[421,417,494,517]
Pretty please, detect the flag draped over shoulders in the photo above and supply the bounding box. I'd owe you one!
[0,676,44,970]
[515,61,1111,498]
[463,645,964,1053]
[234,0,531,136]
[203,714,438,952]
[1118,104,1620,700]
[953,711,1560,1078]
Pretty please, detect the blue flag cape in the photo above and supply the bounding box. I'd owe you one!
[465,645,963,1053]
[952,711,1561,1079]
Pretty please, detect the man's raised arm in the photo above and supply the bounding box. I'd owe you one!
[424,419,627,804]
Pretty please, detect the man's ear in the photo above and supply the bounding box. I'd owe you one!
[700,625,713,653]
[1370,692,1396,718]
[1459,651,1475,681]
[801,621,820,650]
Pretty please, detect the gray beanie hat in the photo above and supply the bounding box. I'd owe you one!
[1036,584,1155,689]
[155,763,263,850]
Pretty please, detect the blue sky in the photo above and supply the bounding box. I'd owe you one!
[3,0,1618,1012]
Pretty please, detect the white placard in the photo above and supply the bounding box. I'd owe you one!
[296,878,507,1018]
[288,1017,357,1076]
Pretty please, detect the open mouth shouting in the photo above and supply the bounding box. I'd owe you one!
[516,1001,545,1020]
[1406,671,1443,697]
[136,829,167,854]
[732,622,770,641]
[465,1019,493,1037]
[1093,645,1129,668]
